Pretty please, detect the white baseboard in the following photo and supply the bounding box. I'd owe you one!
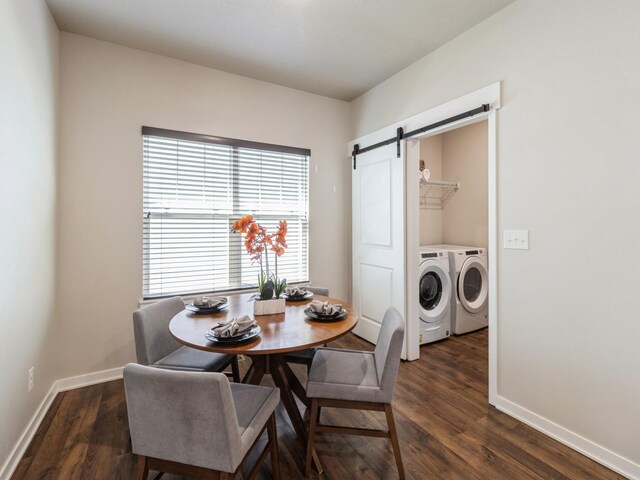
[495,396,640,480]
[0,366,125,480]
[0,383,58,480]
[55,366,123,392]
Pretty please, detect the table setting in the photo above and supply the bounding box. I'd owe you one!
[204,314,261,344]
[185,295,229,314]
[282,286,314,301]
[304,299,347,321]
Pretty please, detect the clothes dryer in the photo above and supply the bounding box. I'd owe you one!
[428,245,488,334]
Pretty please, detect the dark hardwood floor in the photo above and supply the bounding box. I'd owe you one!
[12,330,623,479]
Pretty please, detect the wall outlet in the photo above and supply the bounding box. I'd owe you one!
[28,367,34,392]
[504,229,529,249]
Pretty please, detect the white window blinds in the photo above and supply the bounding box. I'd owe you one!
[142,127,310,299]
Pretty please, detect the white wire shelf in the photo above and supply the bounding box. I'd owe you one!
[419,179,460,209]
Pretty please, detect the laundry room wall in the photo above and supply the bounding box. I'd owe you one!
[419,135,443,245]
[441,121,488,248]
[349,0,640,474]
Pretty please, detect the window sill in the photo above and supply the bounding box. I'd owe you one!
[138,282,311,308]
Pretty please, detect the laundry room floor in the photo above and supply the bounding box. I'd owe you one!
[12,330,624,479]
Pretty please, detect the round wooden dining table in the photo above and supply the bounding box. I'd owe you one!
[169,292,358,474]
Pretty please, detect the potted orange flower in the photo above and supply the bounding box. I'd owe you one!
[231,215,288,315]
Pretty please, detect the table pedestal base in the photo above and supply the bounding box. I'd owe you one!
[243,354,322,475]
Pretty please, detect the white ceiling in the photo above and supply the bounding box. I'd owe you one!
[46,0,514,101]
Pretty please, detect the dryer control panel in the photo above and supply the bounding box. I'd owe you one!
[421,252,446,259]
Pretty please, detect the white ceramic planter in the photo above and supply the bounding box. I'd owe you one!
[254,297,286,316]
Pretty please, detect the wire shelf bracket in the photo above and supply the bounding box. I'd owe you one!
[419,179,460,209]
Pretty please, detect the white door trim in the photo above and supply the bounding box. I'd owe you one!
[487,108,498,404]
[348,82,500,403]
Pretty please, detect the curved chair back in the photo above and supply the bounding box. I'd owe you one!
[374,307,405,402]
[133,297,184,365]
[123,363,243,472]
[307,286,329,296]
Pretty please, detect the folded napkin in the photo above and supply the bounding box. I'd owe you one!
[211,315,257,338]
[309,300,343,316]
[194,296,226,308]
[284,286,308,297]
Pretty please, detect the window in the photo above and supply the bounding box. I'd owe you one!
[142,127,309,299]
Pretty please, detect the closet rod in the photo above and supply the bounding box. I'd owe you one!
[352,103,490,169]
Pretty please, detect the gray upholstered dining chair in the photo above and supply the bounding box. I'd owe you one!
[304,307,406,479]
[284,286,330,371]
[305,286,329,297]
[124,364,281,480]
[133,296,240,382]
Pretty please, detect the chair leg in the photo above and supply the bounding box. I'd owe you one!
[231,356,241,383]
[135,455,149,480]
[384,404,405,480]
[305,398,319,478]
[267,413,281,480]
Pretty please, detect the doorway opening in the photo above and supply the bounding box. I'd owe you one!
[349,83,500,404]
[405,106,497,405]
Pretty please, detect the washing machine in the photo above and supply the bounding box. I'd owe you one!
[429,245,488,334]
[418,247,452,344]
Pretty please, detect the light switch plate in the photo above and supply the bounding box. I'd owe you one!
[504,229,529,249]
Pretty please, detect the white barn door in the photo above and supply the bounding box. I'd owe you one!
[352,142,406,352]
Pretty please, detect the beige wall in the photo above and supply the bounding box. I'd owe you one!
[418,135,443,245]
[441,121,488,248]
[57,33,351,379]
[351,0,640,468]
[418,121,488,248]
[0,0,59,471]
